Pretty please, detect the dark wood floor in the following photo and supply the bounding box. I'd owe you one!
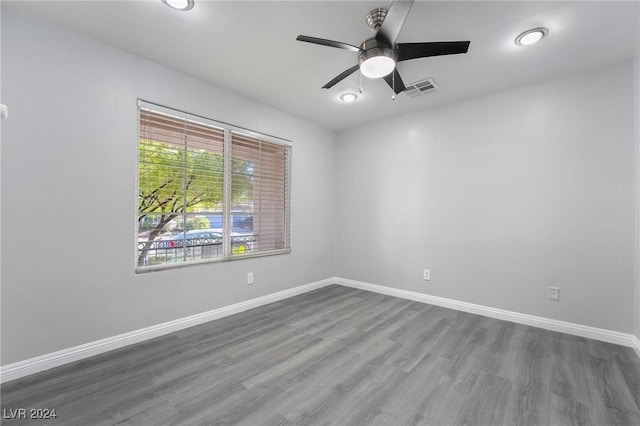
[2,285,640,425]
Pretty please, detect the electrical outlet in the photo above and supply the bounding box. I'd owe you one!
[423,269,431,281]
[247,272,254,285]
[548,287,559,301]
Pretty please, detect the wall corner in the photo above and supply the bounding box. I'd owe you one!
[634,56,640,341]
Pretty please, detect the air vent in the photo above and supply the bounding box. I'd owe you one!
[403,78,440,98]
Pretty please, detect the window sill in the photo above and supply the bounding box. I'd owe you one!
[135,248,292,274]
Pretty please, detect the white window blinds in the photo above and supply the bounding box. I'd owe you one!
[137,103,291,271]
[232,132,290,253]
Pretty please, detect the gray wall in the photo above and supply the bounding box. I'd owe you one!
[336,62,637,333]
[0,9,337,364]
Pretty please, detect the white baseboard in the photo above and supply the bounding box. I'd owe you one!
[632,336,640,359]
[335,277,640,350]
[3,276,638,384]
[0,278,335,384]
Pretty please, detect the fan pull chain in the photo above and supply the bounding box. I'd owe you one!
[359,70,363,94]
[392,71,396,101]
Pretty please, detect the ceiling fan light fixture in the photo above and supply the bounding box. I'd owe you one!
[360,55,396,79]
[358,41,397,79]
[515,27,548,46]
[161,0,194,11]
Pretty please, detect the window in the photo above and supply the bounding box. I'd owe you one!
[137,102,291,271]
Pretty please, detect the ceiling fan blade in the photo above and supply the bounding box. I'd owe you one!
[296,35,360,52]
[377,0,414,46]
[397,41,470,61]
[322,64,360,89]
[382,68,407,94]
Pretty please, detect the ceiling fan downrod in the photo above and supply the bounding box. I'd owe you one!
[366,8,388,31]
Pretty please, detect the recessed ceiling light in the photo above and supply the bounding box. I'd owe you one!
[515,27,549,46]
[161,0,194,11]
[340,93,358,103]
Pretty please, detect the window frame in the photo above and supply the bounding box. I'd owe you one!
[136,100,292,273]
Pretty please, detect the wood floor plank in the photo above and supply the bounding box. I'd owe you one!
[2,284,639,425]
[376,354,453,426]
[454,371,513,426]
[409,374,475,425]
[505,377,549,426]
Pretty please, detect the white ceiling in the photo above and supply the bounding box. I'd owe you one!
[5,0,640,131]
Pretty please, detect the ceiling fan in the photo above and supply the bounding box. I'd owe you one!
[296,0,470,95]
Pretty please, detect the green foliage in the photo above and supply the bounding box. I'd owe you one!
[139,216,156,232]
[186,215,211,231]
[137,139,253,266]
[138,140,224,217]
